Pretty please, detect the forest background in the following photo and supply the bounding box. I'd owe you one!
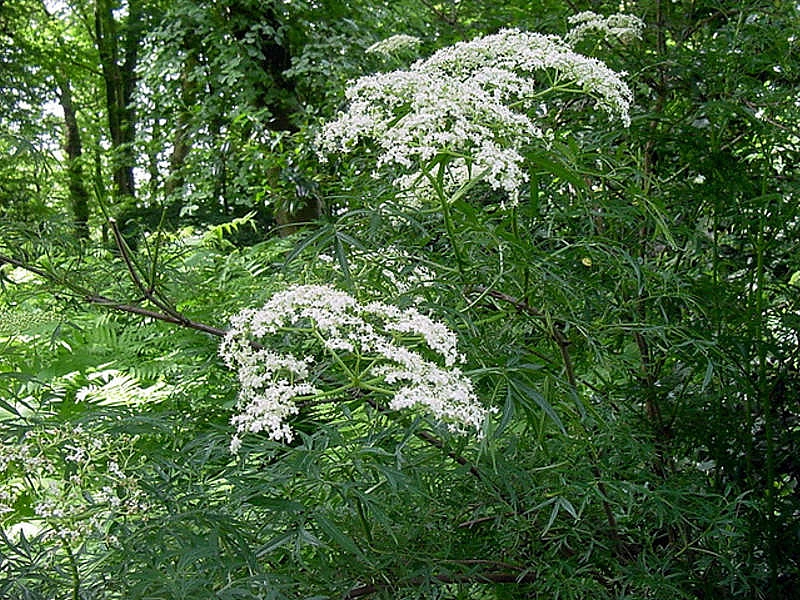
[1,0,799,598]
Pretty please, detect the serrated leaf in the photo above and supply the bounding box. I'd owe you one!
[334,234,352,290]
[701,360,714,392]
[282,224,332,269]
[494,385,515,438]
[558,496,578,520]
[542,501,559,536]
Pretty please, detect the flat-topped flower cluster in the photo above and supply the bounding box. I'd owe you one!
[219,285,491,452]
[565,11,645,46]
[366,34,421,56]
[317,22,638,206]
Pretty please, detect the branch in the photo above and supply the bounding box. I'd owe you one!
[484,292,574,386]
[0,252,52,279]
[479,288,544,318]
[85,294,227,337]
[0,251,226,338]
[108,218,190,324]
[362,396,487,485]
[109,217,150,298]
[742,100,798,134]
[470,287,608,399]
[470,286,621,541]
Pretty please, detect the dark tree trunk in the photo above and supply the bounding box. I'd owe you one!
[223,0,297,133]
[94,0,141,203]
[58,78,91,240]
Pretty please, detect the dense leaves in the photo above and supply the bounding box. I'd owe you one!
[1,0,799,598]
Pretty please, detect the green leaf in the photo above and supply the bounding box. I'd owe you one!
[557,496,578,520]
[314,514,364,558]
[256,531,295,558]
[334,232,353,291]
[508,378,565,434]
[542,500,559,536]
[525,148,588,196]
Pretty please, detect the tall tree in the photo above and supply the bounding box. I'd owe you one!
[57,76,91,239]
[1,0,95,233]
[94,0,142,204]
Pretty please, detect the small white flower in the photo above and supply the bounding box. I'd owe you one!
[107,460,124,479]
[64,444,87,463]
[35,499,65,519]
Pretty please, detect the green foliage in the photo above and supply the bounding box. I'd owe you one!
[1,0,799,599]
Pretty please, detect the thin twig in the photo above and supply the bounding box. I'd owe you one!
[109,217,151,299]
[458,513,504,528]
[363,396,486,483]
[86,295,227,337]
[742,100,798,134]
[0,252,52,279]
[468,286,621,541]
[1,251,228,338]
[470,287,608,398]
[108,218,189,324]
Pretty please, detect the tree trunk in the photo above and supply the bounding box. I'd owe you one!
[94,0,140,203]
[223,0,297,132]
[58,78,91,240]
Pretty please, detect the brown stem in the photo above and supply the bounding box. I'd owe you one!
[363,396,487,485]
[108,218,198,326]
[553,325,577,390]
[469,286,620,541]
[0,252,52,279]
[634,329,662,425]
[0,252,227,338]
[471,287,611,402]
[109,217,150,297]
[85,295,227,337]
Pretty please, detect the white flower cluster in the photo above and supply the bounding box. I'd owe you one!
[565,11,645,46]
[219,285,491,452]
[366,34,422,56]
[318,27,634,206]
[374,249,435,295]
